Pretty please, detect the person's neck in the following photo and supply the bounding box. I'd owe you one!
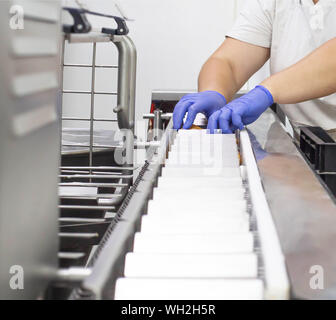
[313,0,319,4]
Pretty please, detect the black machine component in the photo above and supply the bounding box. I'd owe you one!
[300,127,336,197]
[63,7,129,35]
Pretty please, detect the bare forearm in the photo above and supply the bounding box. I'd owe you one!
[262,38,336,104]
[198,38,270,102]
[198,57,240,102]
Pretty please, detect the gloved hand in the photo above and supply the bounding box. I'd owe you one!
[207,85,274,133]
[173,91,227,130]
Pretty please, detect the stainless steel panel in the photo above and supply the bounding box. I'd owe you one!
[0,0,61,299]
[11,37,59,57]
[12,71,59,97]
[249,109,336,299]
[11,0,59,23]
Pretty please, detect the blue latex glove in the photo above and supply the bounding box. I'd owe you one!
[173,91,227,130]
[207,85,274,133]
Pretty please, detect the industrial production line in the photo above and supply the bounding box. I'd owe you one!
[58,117,291,300]
[111,128,288,300]
[58,109,336,300]
[1,1,336,300]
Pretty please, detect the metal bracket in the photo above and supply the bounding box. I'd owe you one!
[143,112,172,141]
[63,7,129,35]
[63,7,91,34]
[143,112,172,121]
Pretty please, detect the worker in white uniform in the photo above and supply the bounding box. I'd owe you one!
[173,0,336,139]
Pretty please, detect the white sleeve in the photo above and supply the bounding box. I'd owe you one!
[226,0,275,48]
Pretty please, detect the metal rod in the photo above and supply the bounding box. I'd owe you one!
[58,252,86,259]
[59,232,99,238]
[134,141,161,149]
[61,170,126,175]
[90,42,97,176]
[62,117,117,122]
[62,90,117,95]
[153,109,163,141]
[97,198,122,206]
[66,33,112,43]
[60,37,66,159]
[59,217,107,223]
[60,194,123,199]
[59,205,116,211]
[56,268,92,284]
[112,35,136,131]
[143,113,172,120]
[64,64,118,68]
[59,182,128,188]
[60,174,133,179]
[60,166,135,171]
[93,91,118,95]
[61,144,122,149]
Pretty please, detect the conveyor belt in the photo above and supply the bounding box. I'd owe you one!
[78,124,289,300]
[113,129,289,300]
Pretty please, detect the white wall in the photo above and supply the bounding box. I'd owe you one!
[121,0,238,123]
[62,0,270,130]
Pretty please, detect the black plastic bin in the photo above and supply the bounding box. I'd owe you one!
[300,127,336,197]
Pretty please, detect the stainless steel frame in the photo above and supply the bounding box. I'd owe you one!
[55,29,138,282]
[59,31,137,207]
[61,32,136,162]
[0,0,62,299]
[113,35,137,131]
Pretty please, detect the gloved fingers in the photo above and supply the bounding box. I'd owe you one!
[231,111,244,130]
[182,102,203,129]
[207,110,221,134]
[230,123,239,133]
[244,115,260,126]
[173,99,194,130]
[218,108,233,134]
